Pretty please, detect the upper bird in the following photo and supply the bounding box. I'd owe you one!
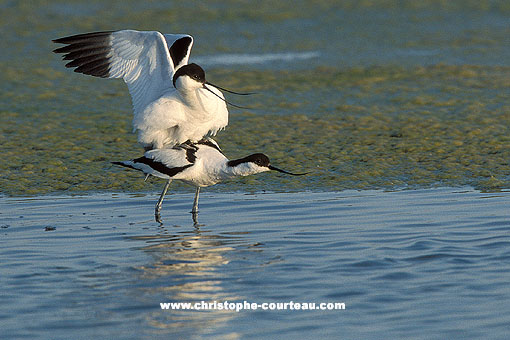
[53,30,238,150]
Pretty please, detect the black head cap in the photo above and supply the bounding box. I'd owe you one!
[173,63,206,87]
[227,153,308,176]
[227,153,270,168]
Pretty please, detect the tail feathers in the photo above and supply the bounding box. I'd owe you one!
[112,160,166,180]
[112,160,136,170]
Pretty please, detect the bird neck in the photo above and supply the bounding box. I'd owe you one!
[174,77,204,108]
[224,161,267,178]
[178,88,202,108]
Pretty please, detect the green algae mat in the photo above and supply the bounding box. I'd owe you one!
[1,1,510,195]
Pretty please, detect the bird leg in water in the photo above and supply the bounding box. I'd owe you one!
[191,187,200,214]
[155,180,172,223]
[192,212,200,226]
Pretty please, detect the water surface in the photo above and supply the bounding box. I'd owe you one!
[1,189,509,339]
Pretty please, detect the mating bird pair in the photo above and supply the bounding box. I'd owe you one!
[53,29,304,222]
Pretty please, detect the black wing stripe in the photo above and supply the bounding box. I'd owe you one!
[198,139,224,154]
[169,36,192,68]
[134,157,193,177]
[185,146,197,163]
[172,141,199,162]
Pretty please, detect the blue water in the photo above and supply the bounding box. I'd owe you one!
[1,188,509,339]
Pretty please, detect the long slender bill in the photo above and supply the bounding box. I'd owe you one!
[202,84,250,109]
[206,81,256,95]
[268,165,308,176]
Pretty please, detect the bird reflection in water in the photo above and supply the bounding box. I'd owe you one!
[128,221,251,338]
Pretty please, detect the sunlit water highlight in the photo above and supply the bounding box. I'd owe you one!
[193,51,320,66]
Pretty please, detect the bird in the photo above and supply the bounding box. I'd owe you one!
[53,30,249,150]
[112,138,306,223]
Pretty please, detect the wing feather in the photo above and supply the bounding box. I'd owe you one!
[53,30,194,117]
[163,34,194,70]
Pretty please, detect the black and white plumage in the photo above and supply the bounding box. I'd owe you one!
[112,139,305,223]
[53,30,240,150]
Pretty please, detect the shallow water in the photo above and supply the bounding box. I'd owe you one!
[1,188,510,339]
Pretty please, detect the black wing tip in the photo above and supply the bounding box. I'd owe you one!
[73,62,110,78]
[53,31,114,44]
[53,31,113,78]
[112,161,139,172]
[53,45,75,54]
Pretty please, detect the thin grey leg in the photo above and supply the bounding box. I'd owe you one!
[191,187,200,214]
[155,180,172,224]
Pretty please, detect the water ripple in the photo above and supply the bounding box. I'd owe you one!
[2,188,510,339]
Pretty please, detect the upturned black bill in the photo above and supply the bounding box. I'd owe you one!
[268,165,308,176]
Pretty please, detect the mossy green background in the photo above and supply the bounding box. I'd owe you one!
[1,1,510,195]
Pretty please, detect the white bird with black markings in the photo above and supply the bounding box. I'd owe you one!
[112,139,306,223]
[53,30,249,150]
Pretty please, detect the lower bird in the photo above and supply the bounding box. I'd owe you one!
[112,139,306,223]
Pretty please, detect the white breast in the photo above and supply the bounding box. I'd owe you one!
[173,144,230,187]
[133,87,228,149]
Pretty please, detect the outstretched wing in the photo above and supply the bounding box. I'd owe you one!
[53,30,193,116]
